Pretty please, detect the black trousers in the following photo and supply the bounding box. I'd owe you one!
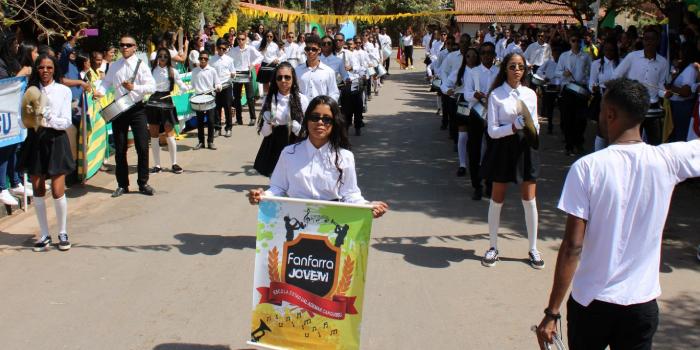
[559,91,588,151]
[542,91,558,132]
[440,93,449,128]
[341,89,363,129]
[384,57,390,71]
[196,109,215,144]
[215,85,233,131]
[404,45,413,66]
[112,104,149,188]
[467,113,486,190]
[233,81,256,124]
[446,96,458,142]
[567,296,658,350]
[641,117,663,146]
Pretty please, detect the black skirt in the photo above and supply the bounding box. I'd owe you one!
[146,91,178,126]
[257,63,278,84]
[18,127,75,177]
[254,125,296,177]
[480,132,540,184]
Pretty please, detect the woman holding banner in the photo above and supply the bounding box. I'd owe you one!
[19,54,75,252]
[248,95,388,218]
[253,62,309,177]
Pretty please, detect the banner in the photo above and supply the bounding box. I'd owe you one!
[249,197,373,350]
[0,77,27,148]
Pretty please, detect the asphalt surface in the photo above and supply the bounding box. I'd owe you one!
[1,48,698,349]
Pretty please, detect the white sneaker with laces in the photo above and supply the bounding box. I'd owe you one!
[10,183,32,197]
[0,189,18,206]
[529,249,545,269]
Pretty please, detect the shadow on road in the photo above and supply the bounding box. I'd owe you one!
[173,233,255,255]
[372,243,478,268]
[656,292,700,349]
[0,231,34,248]
[214,184,261,192]
[153,344,233,350]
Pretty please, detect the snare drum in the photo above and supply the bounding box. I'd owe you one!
[101,94,138,123]
[232,70,251,84]
[545,84,560,93]
[563,83,591,101]
[367,66,377,76]
[456,101,471,122]
[645,108,664,118]
[471,102,487,120]
[189,94,216,112]
[431,78,442,91]
[530,74,546,87]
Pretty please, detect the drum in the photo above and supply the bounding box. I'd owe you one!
[545,84,560,93]
[563,83,591,101]
[232,70,251,83]
[645,108,664,118]
[456,101,470,117]
[471,102,487,120]
[382,46,392,58]
[189,94,216,111]
[101,94,138,123]
[260,65,276,73]
[377,65,387,77]
[431,78,442,91]
[530,74,546,86]
[367,66,377,76]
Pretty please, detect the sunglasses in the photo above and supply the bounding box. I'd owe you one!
[119,43,136,48]
[218,46,228,51]
[276,74,293,82]
[508,64,525,71]
[267,35,274,38]
[237,37,247,41]
[480,50,495,55]
[199,57,209,61]
[157,55,168,59]
[304,46,319,52]
[307,114,334,125]
[322,42,333,46]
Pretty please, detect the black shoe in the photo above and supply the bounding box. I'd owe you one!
[33,236,52,252]
[58,233,71,251]
[529,250,545,269]
[111,187,129,198]
[150,166,162,174]
[472,187,483,201]
[355,128,361,136]
[217,129,222,136]
[172,164,183,174]
[208,143,217,150]
[457,167,466,177]
[194,142,205,150]
[248,119,256,126]
[139,184,155,196]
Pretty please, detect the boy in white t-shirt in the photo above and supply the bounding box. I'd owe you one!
[535,78,700,350]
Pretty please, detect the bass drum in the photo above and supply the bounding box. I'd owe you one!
[376,64,387,77]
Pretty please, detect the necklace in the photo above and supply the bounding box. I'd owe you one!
[613,139,643,145]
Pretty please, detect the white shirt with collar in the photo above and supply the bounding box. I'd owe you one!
[439,50,462,82]
[431,48,450,75]
[536,59,560,85]
[98,54,156,103]
[422,33,432,50]
[363,43,381,66]
[669,64,697,102]
[463,64,499,104]
[443,65,471,95]
[505,42,524,56]
[429,40,444,61]
[265,139,367,204]
[295,61,340,101]
[191,65,221,94]
[38,81,73,130]
[613,50,669,104]
[320,53,349,80]
[210,54,236,83]
[483,32,496,44]
[228,45,264,72]
[261,42,286,64]
[524,41,551,67]
[345,50,366,88]
[152,66,189,92]
[495,38,509,59]
[556,49,591,86]
[589,57,617,91]
[487,82,539,139]
[558,140,700,306]
[401,35,413,47]
[284,42,301,64]
[378,34,392,51]
[264,92,311,126]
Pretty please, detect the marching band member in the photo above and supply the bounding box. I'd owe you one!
[444,45,480,177]
[428,30,446,76]
[432,34,455,131]
[19,54,74,251]
[588,38,619,151]
[228,32,263,126]
[402,27,414,69]
[96,34,157,198]
[439,34,467,143]
[667,41,698,142]
[523,31,551,74]
[480,52,544,269]
[258,30,286,99]
[504,31,524,57]
[483,25,497,44]
[147,48,189,175]
[365,34,382,96]
[283,31,301,67]
[536,45,562,135]
[296,35,340,102]
[556,32,591,156]
[253,63,310,177]
[422,27,433,66]
[319,35,349,89]
[343,38,367,136]
[613,27,669,146]
[463,42,498,200]
[495,28,510,61]
[352,36,371,107]
[191,50,221,150]
[210,38,236,137]
[248,95,388,219]
[378,27,392,74]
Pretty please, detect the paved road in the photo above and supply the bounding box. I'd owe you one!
[1,50,699,349]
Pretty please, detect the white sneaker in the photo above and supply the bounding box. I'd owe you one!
[10,183,32,197]
[0,190,18,206]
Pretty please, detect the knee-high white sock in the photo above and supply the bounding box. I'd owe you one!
[594,135,607,152]
[54,195,67,234]
[150,138,161,168]
[166,136,177,165]
[458,132,468,168]
[522,198,538,251]
[488,200,503,249]
[34,196,50,239]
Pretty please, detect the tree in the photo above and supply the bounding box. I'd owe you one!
[1,0,89,36]
[521,0,675,27]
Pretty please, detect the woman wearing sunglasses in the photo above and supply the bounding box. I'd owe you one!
[147,48,189,174]
[253,62,309,177]
[258,30,286,99]
[480,52,544,270]
[248,95,388,219]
